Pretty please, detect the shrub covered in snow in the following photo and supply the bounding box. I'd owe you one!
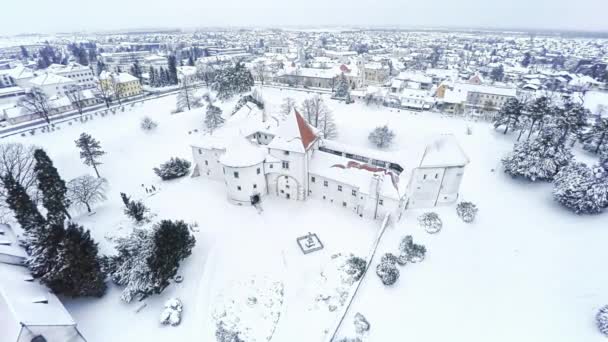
[376,260,399,286]
[552,162,608,214]
[354,312,371,333]
[456,201,479,223]
[368,125,395,148]
[216,322,245,342]
[380,252,398,266]
[141,116,158,131]
[160,298,183,326]
[502,132,573,182]
[398,235,426,264]
[596,305,608,337]
[343,255,367,282]
[153,157,191,180]
[418,212,442,234]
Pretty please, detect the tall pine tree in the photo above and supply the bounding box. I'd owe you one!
[34,149,71,224]
[2,173,45,233]
[75,133,105,178]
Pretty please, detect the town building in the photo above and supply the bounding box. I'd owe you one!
[99,71,143,99]
[99,51,151,73]
[27,73,77,98]
[46,63,96,89]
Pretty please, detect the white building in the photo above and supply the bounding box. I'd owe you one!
[46,63,96,89]
[27,73,77,98]
[190,104,469,220]
[0,224,87,342]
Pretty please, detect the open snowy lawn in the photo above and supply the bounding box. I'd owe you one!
[6,87,608,341]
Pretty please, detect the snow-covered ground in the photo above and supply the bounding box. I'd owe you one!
[6,87,608,341]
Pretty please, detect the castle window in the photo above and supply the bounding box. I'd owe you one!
[311,176,316,183]
[198,149,202,154]
[270,164,273,169]
[352,190,357,196]
[379,199,384,205]
[282,161,289,169]
[338,185,342,192]
[205,160,208,166]
[323,180,328,187]
[234,171,239,178]
[284,151,290,156]
[237,186,241,191]
[342,202,347,207]
[257,168,261,174]
[253,184,257,189]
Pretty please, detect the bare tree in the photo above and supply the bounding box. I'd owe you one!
[0,143,39,219]
[280,97,296,117]
[176,74,200,112]
[66,85,86,115]
[110,74,123,105]
[300,96,337,139]
[96,79,112,108]
[18,87,51,124]
[67,175,108,213]
[253,62,267,85]
[196,63,215,88]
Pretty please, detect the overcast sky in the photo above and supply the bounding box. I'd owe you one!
[4,0,607,35]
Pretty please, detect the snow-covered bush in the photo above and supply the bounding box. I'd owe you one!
[216,322,244,342]
[553,162,608,214]
[418,212,442,234]
[596,305,608,336]
[380,253,398,266]
[354,312,370,333]
[398,235,426,264]
[153,157,191,180]
[376,260,399,286]
[502,132,573,182]
[343,255,367,282]
[141,116,158,131]
[456,201,479,223]
[160,298,183,326]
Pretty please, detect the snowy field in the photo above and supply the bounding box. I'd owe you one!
[6,87,608,342]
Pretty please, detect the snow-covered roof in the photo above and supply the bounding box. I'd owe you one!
[29,73,74,87]
[0,225,26,264]
[267,109,317,153]
[418,135,470,168]
[219,137,268,168]
[99,71,138,83]
[396,71,432,84]
[0,86,24,96]
[177,66,197,77]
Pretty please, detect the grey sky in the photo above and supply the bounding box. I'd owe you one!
[3,0,607,35]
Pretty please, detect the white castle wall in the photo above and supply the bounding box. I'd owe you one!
[222,162,267,205]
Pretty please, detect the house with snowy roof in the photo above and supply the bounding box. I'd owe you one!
[0,224,87,342]
[190,102,469,220]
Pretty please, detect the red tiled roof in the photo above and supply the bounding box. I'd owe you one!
[294,110,317,150]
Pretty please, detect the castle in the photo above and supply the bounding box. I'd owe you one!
[190,103,469,221]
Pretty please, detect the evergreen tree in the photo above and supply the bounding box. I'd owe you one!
[159,67,169,86]
[27,222,64,280]
[490,65,504,82]
[149,66,157,87]
[493,98,525,134]
[581,117,608,154]
[20,45,29,59]
[2,173,45,233]
[168,56,178,85]
[205,104,225,132]
[154,157,191,180]
[43,223,107,297]
[75,133,105,178]
[553,162,608,214]
[521,52,532,67]
[148,220,196,294]
[105,220,195,302]
[553,100,589,146]
[334,72,351,99]
[212,62,254,100]
[130,61,143,82]
[33,149,71,224]
[525,96,552,140]
[502,130,573,181]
